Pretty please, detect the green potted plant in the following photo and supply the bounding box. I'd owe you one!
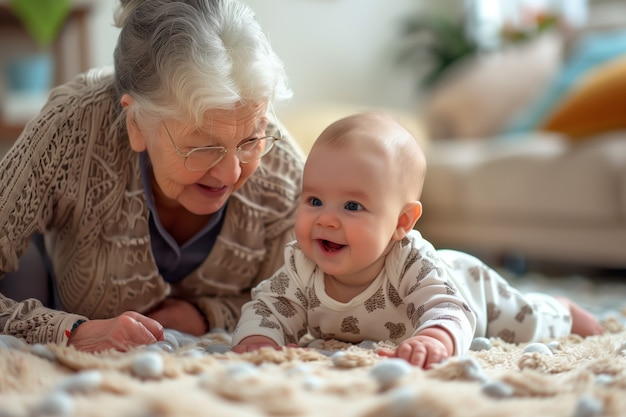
[395,12,478,92]
[6,0,72,92]
[395,9,560,93]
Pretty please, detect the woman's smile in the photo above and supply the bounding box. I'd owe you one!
[196,182,227,193]
[193,181,230,201]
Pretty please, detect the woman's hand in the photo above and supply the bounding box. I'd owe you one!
[146,298,208,336]
[231,335,281,353]
[67,311,164,353]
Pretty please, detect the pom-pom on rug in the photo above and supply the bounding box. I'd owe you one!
[2,271,626,417]
[1,317,626,417]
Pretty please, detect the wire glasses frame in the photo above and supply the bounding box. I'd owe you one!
[162,117,282,171]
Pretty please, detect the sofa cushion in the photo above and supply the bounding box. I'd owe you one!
[540,55,626,140]
[422,132,626,224]
[505,29,626,135]
[423,34,562,140]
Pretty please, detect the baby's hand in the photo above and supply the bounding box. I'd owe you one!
[231,335,280,353]
[378,327,453,368]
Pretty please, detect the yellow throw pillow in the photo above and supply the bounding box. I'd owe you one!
[541,55,626,141]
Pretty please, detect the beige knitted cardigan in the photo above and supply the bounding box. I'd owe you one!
[0,68,304,346]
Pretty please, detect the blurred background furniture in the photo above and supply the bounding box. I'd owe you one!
[0,0,93,141]
[415,0,626,270]
[419,132,626,270]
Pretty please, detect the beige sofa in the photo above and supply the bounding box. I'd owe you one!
[418,131,626,269]
[414,17,626,270]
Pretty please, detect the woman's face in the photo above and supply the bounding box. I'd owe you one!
[127,99,269,216]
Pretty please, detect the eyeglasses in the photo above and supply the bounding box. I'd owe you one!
[162,120,282,171]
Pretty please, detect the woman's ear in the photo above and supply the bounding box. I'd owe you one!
[392,201,422,241]
[121,93,147,152]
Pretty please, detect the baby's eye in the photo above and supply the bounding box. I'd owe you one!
[345,201,362,211]
[307,196,322,207]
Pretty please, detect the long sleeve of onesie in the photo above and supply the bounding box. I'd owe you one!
[233,232,476,355]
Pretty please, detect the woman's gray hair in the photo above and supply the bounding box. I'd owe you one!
[113,0,291,129]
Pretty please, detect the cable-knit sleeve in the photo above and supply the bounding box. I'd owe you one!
[0,70,118,344]
[0,99,68,271]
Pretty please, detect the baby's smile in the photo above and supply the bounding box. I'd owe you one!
[319,239,345,252]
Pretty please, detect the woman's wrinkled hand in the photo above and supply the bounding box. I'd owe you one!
[146,298,208,336]
[67,311,164,353]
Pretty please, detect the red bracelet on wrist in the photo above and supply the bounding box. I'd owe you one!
[65,319,86,339]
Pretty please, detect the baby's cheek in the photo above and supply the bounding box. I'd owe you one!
[294,212,312,250]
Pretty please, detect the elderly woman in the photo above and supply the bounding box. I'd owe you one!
[0,0,304,352]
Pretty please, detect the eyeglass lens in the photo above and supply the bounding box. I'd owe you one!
[185,136,275,171]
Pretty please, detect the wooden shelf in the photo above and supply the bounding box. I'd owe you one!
[0,2,94,142]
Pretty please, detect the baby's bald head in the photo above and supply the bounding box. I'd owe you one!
[311,111,427,201]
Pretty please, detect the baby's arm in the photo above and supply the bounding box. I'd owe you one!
[378,326,454,368]
[230,252,310,352]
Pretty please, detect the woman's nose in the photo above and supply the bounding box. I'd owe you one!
[208,150,241,185]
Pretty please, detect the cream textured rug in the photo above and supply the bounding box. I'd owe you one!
[1,313,626,417]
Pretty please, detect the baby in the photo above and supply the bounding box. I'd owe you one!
[231,112,602,368]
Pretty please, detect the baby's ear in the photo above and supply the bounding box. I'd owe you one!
[392,201,422,241]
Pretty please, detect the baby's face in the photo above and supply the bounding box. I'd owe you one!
[295,143,405,286]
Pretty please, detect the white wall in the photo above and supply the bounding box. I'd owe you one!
[89,0,431,113]
[243,0,422,111]
[88,0,120,69]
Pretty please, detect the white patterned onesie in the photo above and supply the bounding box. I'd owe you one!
[232,230,572,354]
